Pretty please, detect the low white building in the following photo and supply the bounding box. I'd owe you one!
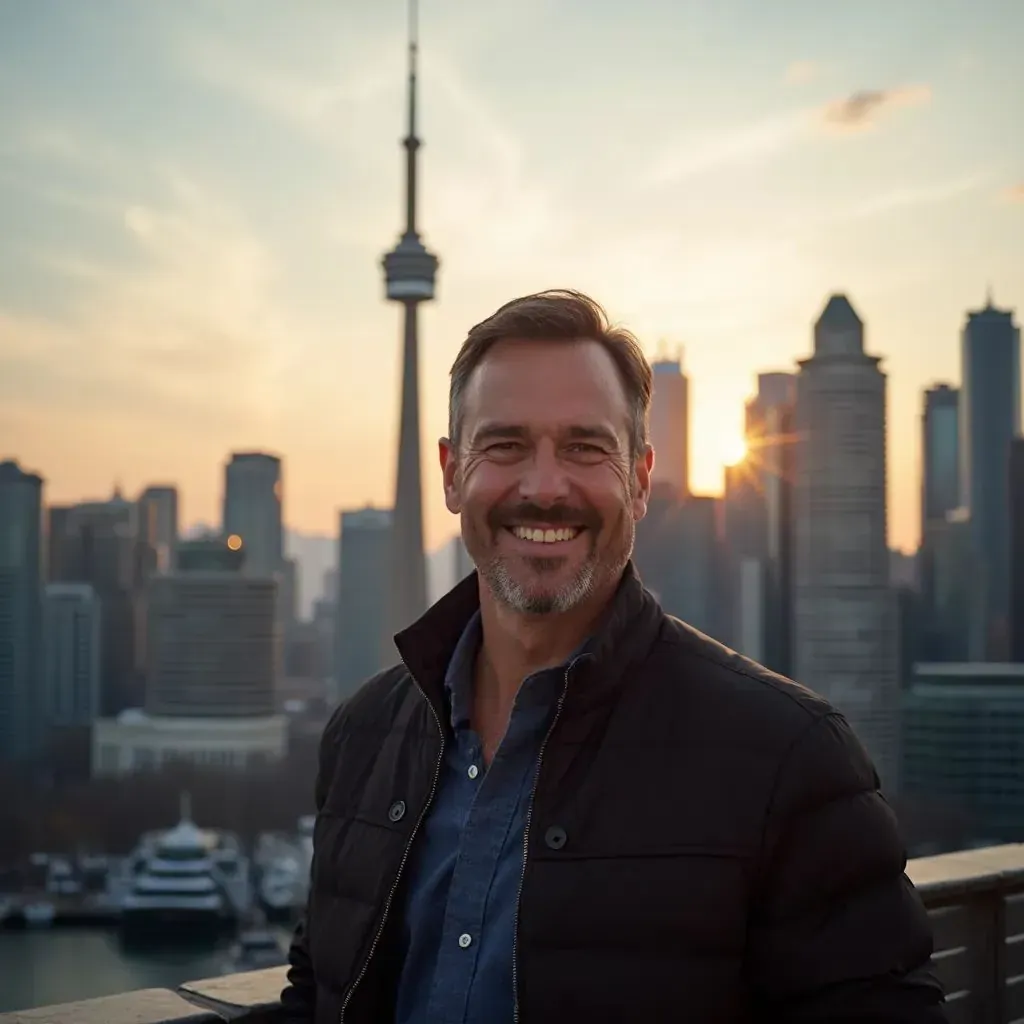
[91,709,288,777]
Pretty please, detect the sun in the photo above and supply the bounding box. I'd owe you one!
[721,433,748,468]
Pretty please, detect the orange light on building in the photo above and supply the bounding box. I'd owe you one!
[226,534,243,551]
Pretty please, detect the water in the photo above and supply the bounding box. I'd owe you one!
[0,929,251,1014]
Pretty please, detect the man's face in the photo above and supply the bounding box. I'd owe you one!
[440,338,652,616]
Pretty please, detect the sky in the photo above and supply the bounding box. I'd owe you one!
[1,0,1022,555]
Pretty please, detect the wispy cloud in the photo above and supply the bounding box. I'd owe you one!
[785,60,820,86]
[1001,182,1024,203]
[839,171,993,219]
[643,109,812,187]
[0,166,303,433]
[180,34,397,154]
[821,84,932,133]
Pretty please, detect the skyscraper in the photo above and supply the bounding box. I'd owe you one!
[794,295,899,789]
[146,536,278,719]
[382,0,438,637]
[723,372,796,675]
[648,354,690,501]
[44,583,101,727]
[1010,438,1024,663]
[222,452,284,578]
[0,460,44,762]
[335,507,394,701]
[960,295,1021,659]
[921,385,960,530]
[918,384,961,662]
[137,485,179,572]
[50,490,141,715]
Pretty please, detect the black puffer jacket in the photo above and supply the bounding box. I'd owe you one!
[282,564,946,1023]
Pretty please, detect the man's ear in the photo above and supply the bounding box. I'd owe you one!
[439,437,461,514]
[632,444,654,521]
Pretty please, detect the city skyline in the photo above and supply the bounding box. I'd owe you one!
[2,0,1023,553]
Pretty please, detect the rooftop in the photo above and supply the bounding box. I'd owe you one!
[4,843,1023,1023]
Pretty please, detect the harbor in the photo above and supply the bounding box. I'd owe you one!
[0,799,311,1013]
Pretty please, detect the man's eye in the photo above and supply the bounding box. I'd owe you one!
[567,443,603,454]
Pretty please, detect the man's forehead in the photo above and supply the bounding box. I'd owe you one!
[465,338,628,404]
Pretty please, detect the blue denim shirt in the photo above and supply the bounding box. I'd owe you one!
[393,611,569,1024]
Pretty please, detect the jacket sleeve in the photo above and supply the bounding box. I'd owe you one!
[746,711,948,1022]
[279,705,344,1023]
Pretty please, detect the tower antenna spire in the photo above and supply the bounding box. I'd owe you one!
[404,0,420,236]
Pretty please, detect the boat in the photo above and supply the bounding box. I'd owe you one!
[22,900,57,927]
[117,794,251,939]
[222,914,287,974]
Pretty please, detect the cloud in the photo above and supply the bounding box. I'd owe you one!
[785,60,819,86]
[0,164,306,434]
[840,171,993,219]
[180,34,397,154]
[643,109,812,187]
[1001,182,1024,203]
[821,85,932,133]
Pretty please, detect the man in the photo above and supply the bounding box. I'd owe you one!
[282,290,945,1023]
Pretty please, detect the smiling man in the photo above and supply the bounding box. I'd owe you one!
[282,290,946,1024]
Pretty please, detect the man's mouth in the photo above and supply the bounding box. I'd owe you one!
[506,525,583,544]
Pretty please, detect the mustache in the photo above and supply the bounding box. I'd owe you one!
[487,502,602,532]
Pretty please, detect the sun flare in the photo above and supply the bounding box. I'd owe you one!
[721,433,748,468]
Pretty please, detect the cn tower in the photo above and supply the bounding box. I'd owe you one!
[382,0,438,633]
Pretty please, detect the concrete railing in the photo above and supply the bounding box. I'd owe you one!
[3,843,1024,1023]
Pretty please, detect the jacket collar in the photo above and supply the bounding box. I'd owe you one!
[393,560,664,718]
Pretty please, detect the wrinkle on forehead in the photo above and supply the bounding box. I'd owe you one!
[460,337,633,448]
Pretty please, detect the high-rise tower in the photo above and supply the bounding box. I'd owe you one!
[794,295,900,791]
[960,294,1021,659]
[382,0,438,637]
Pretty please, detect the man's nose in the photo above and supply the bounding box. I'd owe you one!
[518,442,570,505]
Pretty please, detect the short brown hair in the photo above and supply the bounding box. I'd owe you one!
[448,289,652,456]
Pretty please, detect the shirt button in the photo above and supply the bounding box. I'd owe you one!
[467,764,479,780]
[388,800,406,822]
[458,933,473,949]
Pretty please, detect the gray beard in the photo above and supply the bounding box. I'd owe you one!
[483,554,600,615]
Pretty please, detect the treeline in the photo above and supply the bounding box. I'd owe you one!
[0,735,321,865]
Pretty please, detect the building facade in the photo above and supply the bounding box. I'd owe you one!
[48,492,144,715]
[222,452,284,578]
[335,507,394,702]
[43,583,101,727]
[723,372,796,674]
[145,538,279,718]
[0,460,44,762]
[921,384,960,529]
[794,295,900,790]
[648,355,690,501]
[960,298,1021,659]
[137,485,179,573]
[1011,439,1024,662]
[903,663,1024,845]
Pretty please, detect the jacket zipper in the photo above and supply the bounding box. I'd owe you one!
[339,681,445,1024]
[511,654,582,1024]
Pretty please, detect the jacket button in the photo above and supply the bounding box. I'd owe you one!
[388,800,406,822]
[544,826,567,850]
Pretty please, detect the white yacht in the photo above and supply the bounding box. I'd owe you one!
[117,795,251,936]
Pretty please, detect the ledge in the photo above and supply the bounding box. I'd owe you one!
[5,845,1024,1023]
[0,988,222,1024]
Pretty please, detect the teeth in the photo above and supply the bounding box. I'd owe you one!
[512,526,581,544]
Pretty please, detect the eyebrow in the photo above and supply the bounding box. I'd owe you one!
[471,423,621,447]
